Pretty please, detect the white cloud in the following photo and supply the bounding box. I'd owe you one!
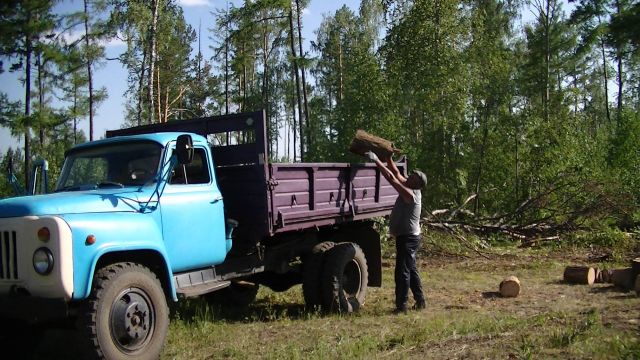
[178,0,211,7]
[302,8,310,16]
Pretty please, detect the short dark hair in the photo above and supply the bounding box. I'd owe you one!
[410,170,427,188]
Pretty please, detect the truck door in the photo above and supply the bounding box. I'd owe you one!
[160,146,227,272]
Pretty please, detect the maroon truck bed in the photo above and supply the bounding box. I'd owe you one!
[106,111,405,244]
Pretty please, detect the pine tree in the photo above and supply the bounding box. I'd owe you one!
[0,0,57,186]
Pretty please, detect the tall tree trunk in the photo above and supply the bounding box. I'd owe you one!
[84,0,95,140]
[513,106,519,208]
[295,0,311,156]
[24,32,32,187]
[37,51,44,148]
[136,46,147,126]
[262,21,271,155]
[147,0,159,124]
[73,83,78,144]
[241,42,246,111]
[544,0,551,122]
[474,119,489,214]
[289,9,304,161]
[224,2,230,115]
[156,66,161,123]
[338,40,344,102]
[613,0,624,123]
[597,19,611,124]
[225,32,230,115]
[291,71,297,162]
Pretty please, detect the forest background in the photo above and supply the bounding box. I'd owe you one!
[0,0,639,240]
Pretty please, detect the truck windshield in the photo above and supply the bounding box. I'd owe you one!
[56,142,163,191]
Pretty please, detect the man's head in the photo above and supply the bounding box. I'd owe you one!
[407,170,427,190]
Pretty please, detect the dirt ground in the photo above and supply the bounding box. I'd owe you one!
[392,248,640,359]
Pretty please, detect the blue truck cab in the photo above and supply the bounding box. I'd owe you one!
[0,132,231,359]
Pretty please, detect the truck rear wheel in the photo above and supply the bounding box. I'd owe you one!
[80,262,169,360]
[321,242,368,313]
[302,241,335,309]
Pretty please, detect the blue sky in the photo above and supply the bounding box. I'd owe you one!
[0,0,360,154]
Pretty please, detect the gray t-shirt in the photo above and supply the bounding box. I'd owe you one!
[389,189,422,236]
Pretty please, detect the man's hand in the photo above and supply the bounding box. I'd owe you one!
[364,151,379,162]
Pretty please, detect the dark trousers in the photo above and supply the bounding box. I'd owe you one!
[395,234,425,309]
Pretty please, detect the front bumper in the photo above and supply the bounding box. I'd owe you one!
[0,294,68,323]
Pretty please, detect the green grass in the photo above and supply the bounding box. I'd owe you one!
[159,246,639,359]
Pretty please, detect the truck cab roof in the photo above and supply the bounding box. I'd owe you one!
[67,132,208,155]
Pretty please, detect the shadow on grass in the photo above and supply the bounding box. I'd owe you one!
[26,299,317,360]
[546,279,566,285]
[170,297,323,325]
[589,285,634,295]
[481,291,501,299]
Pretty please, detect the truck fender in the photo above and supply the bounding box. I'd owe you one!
[62,213,178,301]
[85,247,178,301]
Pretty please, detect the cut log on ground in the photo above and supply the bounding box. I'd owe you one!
[631,258,640,282]
[499,276,521,298]
[349,130,401,161]
[563,266,595,285]
[595,268,611,283]
[610,268,634,290]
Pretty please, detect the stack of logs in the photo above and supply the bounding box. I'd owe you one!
[563,258,640,296]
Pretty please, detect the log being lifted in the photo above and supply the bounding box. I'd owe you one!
[349,130,401,161]
[499,276,521,298]
[563,266,595,285]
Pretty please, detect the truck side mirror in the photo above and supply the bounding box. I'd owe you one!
[176,135,194,165]
[28,159,49,195]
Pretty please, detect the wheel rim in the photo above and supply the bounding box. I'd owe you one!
[110,287,155,353]
[342,259,362,297]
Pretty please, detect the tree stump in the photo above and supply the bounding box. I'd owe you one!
[348,130,401,161]
[499,276,521,298]
[610,268,634,290]
[563,266,595,285]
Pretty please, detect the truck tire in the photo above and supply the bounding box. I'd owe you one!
[80,262,169,360]
[321,242,368,313]
[206,281,259,308]
[302,241,335,309]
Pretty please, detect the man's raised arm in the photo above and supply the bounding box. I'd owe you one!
[364,151,414,204]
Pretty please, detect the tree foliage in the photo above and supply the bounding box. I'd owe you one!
[1,0,639,230]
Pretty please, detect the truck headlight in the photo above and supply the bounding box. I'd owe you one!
[33,247,54,275]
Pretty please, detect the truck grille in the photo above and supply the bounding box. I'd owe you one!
[0,231,18,280]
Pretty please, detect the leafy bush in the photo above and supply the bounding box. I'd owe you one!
[568,228,639,262]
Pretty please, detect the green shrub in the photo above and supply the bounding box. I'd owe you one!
[568,228,639,262]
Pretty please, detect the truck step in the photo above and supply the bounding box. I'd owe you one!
[174,268,230,298]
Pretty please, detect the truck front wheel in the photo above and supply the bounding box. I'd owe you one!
[80,262,169,360]
[321,242,368,313]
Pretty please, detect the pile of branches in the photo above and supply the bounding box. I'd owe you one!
[423,176,633,249]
